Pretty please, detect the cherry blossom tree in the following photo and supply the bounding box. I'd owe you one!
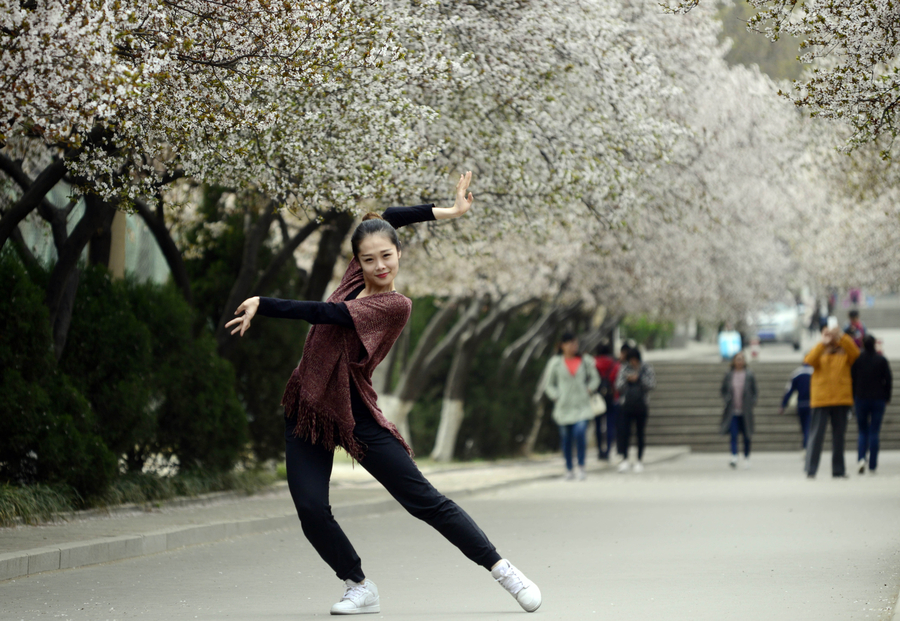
[666,0,900,148]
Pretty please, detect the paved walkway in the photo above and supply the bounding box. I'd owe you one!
[0,447,688,581]
[2,450,898,621]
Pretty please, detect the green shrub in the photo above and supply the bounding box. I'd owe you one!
[125,280,249,472]
[621,315,675,350]
[59,266,155,460]
[0,251,116,498]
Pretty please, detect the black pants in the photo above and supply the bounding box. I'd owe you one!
[618,400,648,461]
[805,406,849,477]
[284,397,501,583]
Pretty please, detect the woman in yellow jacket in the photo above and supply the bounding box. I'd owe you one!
[803,325,860,478]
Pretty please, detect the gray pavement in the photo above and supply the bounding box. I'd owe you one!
[2,450,899,621]
[0,448,687,580]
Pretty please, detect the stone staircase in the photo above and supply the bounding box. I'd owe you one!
[646,361,900,452]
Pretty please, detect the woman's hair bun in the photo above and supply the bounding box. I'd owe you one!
[362,212,384,222]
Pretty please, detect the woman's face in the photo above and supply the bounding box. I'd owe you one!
[561,339,578,357]
[357,233,401,292]
[733,353,746,370]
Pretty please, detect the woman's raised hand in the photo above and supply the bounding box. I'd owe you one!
[226,296,260,337]
[434,171,475,220]
[453,171,475,216]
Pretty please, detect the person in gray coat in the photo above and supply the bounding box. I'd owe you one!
[542,333,600,480]
[720,351,758,469]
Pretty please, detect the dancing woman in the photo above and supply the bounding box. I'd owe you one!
[226,172,541,615]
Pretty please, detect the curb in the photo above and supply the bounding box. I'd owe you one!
[1,447,690,582]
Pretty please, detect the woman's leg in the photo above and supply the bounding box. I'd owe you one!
[729,416,740,456]
[806,408,828,476]
[606,402,618,457]
[559,423,574,471]
[284,416,365,583]
[354,413,502,570]
[739,417,751,458]
[797,407,811,449]
[634,403,648,461]
[574,419,588,467]
[868,401,886,471]
[618,406,633,460]
[594,414,606,459]
[855,399,871,463]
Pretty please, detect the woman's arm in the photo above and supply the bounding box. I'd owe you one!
[226,296,353,337]
[382,171,475,229]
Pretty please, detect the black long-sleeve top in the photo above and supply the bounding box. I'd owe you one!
[256,204,435,326]
[851,351,893,402]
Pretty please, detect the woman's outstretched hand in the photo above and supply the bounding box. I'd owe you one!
[434,171,474,220]
[226,296,260,337]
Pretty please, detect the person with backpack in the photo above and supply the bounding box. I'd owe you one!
[614,348,656,473]
[594,341,620,461]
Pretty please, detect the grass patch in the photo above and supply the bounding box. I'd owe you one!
[0,484,76,527]
[0,469,279,528]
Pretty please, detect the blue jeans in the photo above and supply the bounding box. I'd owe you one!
[855,398,887,470]
[730,416,750,457]
[797,406,811,449]
[559,419,588,471]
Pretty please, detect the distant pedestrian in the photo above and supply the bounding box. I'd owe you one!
[615,348,656,473]
[718,324,742,361]
[844,309,866,348]
[780,359,813,449]
[720,352,758,469]
[594,341,620,461]
[804,326,860,478]
[851,335,892,474]
[543,333,600,480]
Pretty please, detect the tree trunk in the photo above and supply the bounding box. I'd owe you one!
[430,336,473,462]
[523,399,547,457]
[47,194,117,359]
[0,157,68,250]
[215,206,277,353]
[133,199,194,305]
[378,394,416,446]
[303,211,355,301]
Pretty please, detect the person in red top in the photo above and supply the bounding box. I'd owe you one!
[226,173,541,615]
[593,340,620,460]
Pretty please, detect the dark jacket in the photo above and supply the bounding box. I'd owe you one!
[851,352,893,402]
[721,369,758,437]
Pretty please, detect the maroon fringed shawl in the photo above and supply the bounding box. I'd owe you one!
[281,257,412,460]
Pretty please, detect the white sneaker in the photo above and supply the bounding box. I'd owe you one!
[576,466,586,481]
[492,559,542,612]
[563,469,575,481]
[858,459,866,474]
[330,579,379,615]
[729,456,738,469]
[617,460,630,473]
[742,458,750,470]
[633,461,644,474]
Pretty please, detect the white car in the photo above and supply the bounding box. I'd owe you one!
[748,302,803,350]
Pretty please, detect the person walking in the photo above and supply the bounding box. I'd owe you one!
[615,348,656,473]
[851,335,892,474]
[780,359,813,449]
[226,173,541,615]
[542,333,600,480]
[593,340,620,461]
[804,325,860,479]
[844,309,866,348]
[720,352,758,469]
